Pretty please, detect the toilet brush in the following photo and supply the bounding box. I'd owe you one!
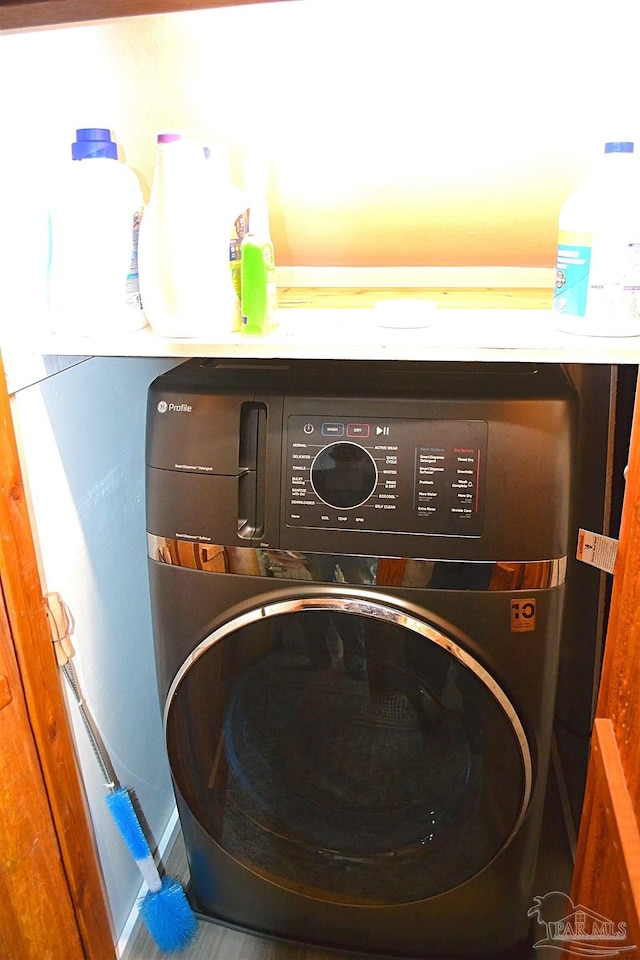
[47,594,197,953]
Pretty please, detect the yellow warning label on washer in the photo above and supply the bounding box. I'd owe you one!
[510,598,537,633]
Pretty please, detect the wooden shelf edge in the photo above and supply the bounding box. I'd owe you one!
[0,0,285,32]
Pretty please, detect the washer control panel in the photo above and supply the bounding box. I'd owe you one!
[285,415,488,537]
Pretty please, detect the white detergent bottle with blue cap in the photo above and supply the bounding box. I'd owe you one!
[48,128,146,335]
[553,140,640,336]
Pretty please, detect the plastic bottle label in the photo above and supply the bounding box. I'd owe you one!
[126,211,143,311]
[587,239,640,322]
[554,230,592,316]
[624,244,640,320]
[230,208,250,300]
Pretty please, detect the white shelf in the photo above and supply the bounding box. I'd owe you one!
[22,307,640,362]
[5,306,640,393]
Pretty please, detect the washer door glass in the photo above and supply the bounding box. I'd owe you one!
[165,596,531,905]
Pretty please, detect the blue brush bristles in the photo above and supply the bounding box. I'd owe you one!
[106,787,151,861]
[106,786,197,952]
[138,875,199,953]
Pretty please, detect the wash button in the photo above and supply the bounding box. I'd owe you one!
[322,423,344,436]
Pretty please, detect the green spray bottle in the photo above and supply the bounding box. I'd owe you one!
[240,155,277,335]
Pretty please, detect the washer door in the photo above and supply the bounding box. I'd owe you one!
[165,594,532,905]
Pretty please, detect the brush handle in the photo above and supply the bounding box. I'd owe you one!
[135,854,163,893]
[59,651,167,898]
[61,661,117,789]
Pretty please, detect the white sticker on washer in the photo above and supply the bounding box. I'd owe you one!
[576,528,618,575]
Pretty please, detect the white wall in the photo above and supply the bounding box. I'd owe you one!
[2,0,640,302]
[12,356,177,949]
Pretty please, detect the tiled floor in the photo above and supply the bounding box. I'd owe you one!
[124,759,574,960]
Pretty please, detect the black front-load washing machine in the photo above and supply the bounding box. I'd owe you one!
[145,359,576,959]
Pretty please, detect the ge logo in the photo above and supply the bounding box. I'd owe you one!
[157,401,168,413]
[510,598,537,633]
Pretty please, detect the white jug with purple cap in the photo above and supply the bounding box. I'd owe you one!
[138,133,236,339]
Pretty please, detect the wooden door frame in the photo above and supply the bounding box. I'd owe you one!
[0,351,114,959]
[570,369,640,953]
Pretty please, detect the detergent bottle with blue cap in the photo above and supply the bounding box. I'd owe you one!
[553,140,640,336]
[48,128,146,335]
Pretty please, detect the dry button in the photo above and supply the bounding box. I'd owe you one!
[347,423,370,438]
